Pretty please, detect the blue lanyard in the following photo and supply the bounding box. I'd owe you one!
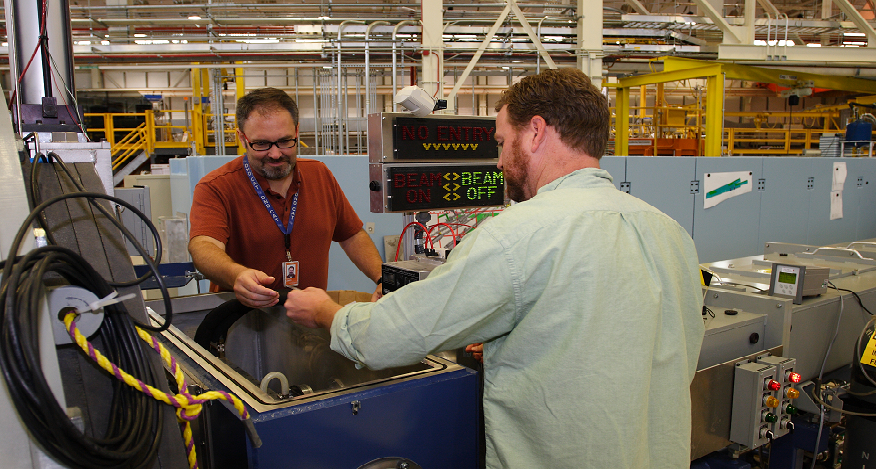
[243,155,299,236]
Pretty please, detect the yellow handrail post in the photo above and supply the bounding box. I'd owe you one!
[727,128,735,155]
[106,114,116,147]
[146,110,156,154]
[616,86,630,156]
[704,71,725,156]
[656,83,664,139]
[191,66,208,155]
[236,64,246,155]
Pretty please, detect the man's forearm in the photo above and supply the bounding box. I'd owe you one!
[189,237,248,289]
[339,229,384,283]
[315,299,343,329]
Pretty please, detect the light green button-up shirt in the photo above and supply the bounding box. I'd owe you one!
[332,168,705,468]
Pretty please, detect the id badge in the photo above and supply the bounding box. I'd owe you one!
[283,261,299,288]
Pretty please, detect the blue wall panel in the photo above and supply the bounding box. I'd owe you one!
[600,156,626,190]
[311,156,404,292]
[172,155,876,285]
[845,158,876,241]
[625,156,697,236]
[693,157,763,263]
[758,157,814,247]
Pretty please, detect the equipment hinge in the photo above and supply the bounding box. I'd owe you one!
[807,177,814,190]
[690,180,700,194]
[757,178,766,191]
[620,182,631,193]
[858,176,864,188]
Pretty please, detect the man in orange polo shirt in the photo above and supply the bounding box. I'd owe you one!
[188,87,383,308]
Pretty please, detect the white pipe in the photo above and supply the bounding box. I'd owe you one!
[365,21,389,116]
[336,20,363,155]
[392,20,416,111]
[260,372,290,396]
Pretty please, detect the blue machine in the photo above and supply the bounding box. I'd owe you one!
[245,367,479,468]
[152,299,480,469]
[845,120,873,148]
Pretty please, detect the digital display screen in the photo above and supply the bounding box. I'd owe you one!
[778,271,797,285]
[387,164,505,211]
[392,117,498,160]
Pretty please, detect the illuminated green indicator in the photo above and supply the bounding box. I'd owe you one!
[778,271,797,285]
[785,404,798,415]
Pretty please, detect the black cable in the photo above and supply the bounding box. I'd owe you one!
[28,153,59,247]
[827,283,873,316]
[0,245,165,467]
[5,190,172,332]
[826,283,876,392]
[41,152,165,288]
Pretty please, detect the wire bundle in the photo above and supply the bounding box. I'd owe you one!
[0,158,175,467]
[0,245,165,468]
[64,311,252,469]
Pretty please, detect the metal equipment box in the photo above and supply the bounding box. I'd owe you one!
[698,309,768,370]
[382,257,446,294]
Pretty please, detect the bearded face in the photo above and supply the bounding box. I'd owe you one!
[501,134,530,203]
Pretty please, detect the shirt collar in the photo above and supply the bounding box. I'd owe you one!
[537,167,614,195]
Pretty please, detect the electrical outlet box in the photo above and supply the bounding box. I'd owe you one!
[757,356,800,439]
[730,361,780,449]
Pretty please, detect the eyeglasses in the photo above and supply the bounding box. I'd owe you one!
[241,133,298,151]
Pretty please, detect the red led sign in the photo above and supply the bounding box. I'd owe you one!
[392,117,498,160]
[388,164,505,211]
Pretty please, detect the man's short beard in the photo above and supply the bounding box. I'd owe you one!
[261,163,293,180]
[503,139,529,203]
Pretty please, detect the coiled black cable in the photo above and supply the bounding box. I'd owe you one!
[9,190,172,332]
[0,167,180,466]
[0,245,164,468]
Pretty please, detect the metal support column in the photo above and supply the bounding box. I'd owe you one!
[616,86,630,156]
[576,0,603,87]
[705,73,725,156]
[421,0,443,98]
[235,65,246,155]
[337,20,363,155]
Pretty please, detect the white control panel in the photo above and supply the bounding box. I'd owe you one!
[773,265,801,297]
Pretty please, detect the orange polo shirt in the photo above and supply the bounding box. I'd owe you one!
[190,157,363,291]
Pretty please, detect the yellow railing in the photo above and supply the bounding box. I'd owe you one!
[725,128,819,155]
[85,109,241,168]
[610,104,871,156]
[111,123,149,170]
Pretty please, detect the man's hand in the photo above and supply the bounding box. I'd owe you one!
[465,343,484,363]
[285,287,342,329]
[371,283,383,302]
[234,269,279,308]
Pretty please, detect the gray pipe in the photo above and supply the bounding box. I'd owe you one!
[7,0,76,106]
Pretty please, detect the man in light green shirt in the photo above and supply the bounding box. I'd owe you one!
[286,68,705,468]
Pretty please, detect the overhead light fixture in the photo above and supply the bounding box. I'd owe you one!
[189,15,201,20]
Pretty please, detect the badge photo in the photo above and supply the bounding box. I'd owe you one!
[283,261,299,287]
